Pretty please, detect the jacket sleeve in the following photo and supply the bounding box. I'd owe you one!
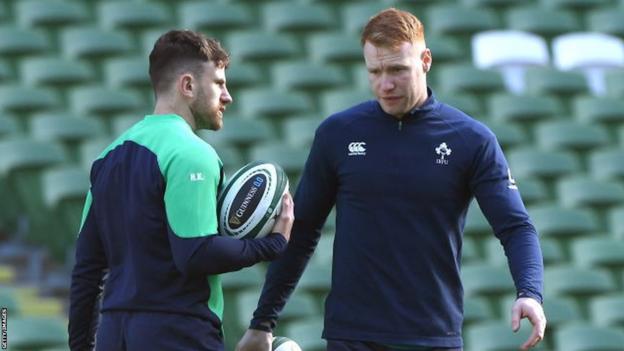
[69,191,107,350]
[470,133,544,303]
[250,124,338,332]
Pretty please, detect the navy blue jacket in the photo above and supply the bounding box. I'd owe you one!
[250,91,543,348]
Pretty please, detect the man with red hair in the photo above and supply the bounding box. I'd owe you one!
[238,8,546,351]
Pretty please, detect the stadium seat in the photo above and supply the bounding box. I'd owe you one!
[98,1,169,31]
[463,297,494,325]
[557,177,624,209]
[0,27,49,57]
[0,85,60,118]
[295,263,331,307]
[524,67,589,99]
[110,114,141,137]
[587,8,624,38]
[30,113,106,162]
[589,148,624,181]
[61,27,133,59]
[505,6,581,40]
[465,321,542,351]
[222,265,264,296]
[210,145,245,178]
[540,0,612,12]
[535,121,610,152]
[0,59,10,82]
[436,93,483,118]
[461,263,515,299]
[552,33,624,96]
[507,148,581,180]
[426,35,465,65]
[321,89,373,117]
[527,205,599,239]
[590,294,624,327]
[105,57,150,88]
[609,206,624,240]
[227,32,299,62]
[540,238,565,265]
[484,122,527,151]
[342,3,388,34]
[487,93,562,124]
[248,142,308,179]
[573,95,624,126]
[284,316,326,351]
[472,30,549,93]
[236,290,318,332]
[515,177,551,206]
[41,166,90,259]
[225,63,263,90]
[462,237,480,264]
[308,32,363,64]
[80,137,114,172]
[464,200,492,238]
[572,237,624,272]
[262,3,334,33]
[311,232,333,266]
[9,316,68,350]
[272,61,347,92]
[437,64,505,95]
[0,116,19,139]
[69,86,144,116]
[427,5,499,37]
[240,89,312,119]
[605,68,624,97]
[541,297,582,330]
[198,116,275,150]
[283,115,323,149]
[555,324,624,351]
[179,2,252,33]
[484,236,563,267]
[20,57,94,87]
[16,0,88,27]
[544,266,616,301]
[0,288,21,316]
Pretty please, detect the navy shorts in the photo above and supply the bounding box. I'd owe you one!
[95,311,223,351]
[327,339,462,351]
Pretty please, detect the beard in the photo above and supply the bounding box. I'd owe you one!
[189,86,221,131]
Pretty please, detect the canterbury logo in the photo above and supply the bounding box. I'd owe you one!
[348,142,366,156]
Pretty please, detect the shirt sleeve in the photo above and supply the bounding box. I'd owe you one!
[469,132,544,303]
[250,124,338,332]
[69,190,107,350]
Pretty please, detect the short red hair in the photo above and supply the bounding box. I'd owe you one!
[360,8,425,48]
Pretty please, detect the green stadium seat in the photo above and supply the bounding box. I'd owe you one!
[30,113,105,162]
[98,1,169,30]
[110,114,141,137]
[80,137,114,172]
[436,93,483,118]
[0,27,49,56]
[427,35,465,64]
[179,2,252,33]
[0,85,60,116]
[464,297,494,325]
[461,237,480,264]
[541,297,582,329]
[249,142,308,178]
[342,3,388,34]
[461,0,526,10]
[587,8,624,38]
[0,60,12,82]
[222,265,264,295]
[589,148,624,181]
[437,64,505,95]
[9,316,68,350]
[464,200,492,238]
[535,121,610,152]
[61,27,133,59]
[483,122,526,150]
[0,115,19,139]
[426,5,500,37]
[507,148,581,180]
[555,324,624,351]
[0,288,20,316]
[105,57,150,89]
[212,145,245,179]
[21,57,94,87]
[41,166,89,259]
[240,89,312,118]
[461,263,515,299]
[227,32,299,62]
[465,321,544,351]
[308,32,363,64]
[572,237,624,272]
[311,232,334,266]
[262,3,334,33]
[236,290,319,333]
[574,95,624,126]
[284,316,325,351]
[272,61,347,92]
[515,177,550,205]
[605,68,624,97]
[283,115,322,149]
[225,63,263,91]
[557,177,624,209]
[69,86,144,116]
[16,0,88,27]
[487,235,564,266]
[527,205,599,239]
[487,94,562,124]
[505,6,581,39]
[321,89,373,117]
[540,0,612,11]
[609,206,624,239]
[524,67,589,98]
[198,116,275,149]
[590,294,624,327]
[544,266,616,300]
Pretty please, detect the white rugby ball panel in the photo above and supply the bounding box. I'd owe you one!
[272,336,302,351]
[217,161,288,239]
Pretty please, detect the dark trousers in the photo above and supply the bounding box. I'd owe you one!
[95,311,224,351]
[327,339,462,351]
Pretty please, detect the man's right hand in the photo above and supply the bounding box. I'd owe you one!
[236,329,273,351]
[271,192,294,242]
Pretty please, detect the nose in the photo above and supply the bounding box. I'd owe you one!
[221,86,233,105]
[380,75,395,92]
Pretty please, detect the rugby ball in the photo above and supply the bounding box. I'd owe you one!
[272,336,302,351]
[217,161,289,239]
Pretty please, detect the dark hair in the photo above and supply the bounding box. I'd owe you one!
[149,30,229,96]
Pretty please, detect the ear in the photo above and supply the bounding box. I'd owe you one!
[421,48,432,73]
[178,73,195,99]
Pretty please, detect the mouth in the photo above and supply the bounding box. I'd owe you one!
[382,96,402,103]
